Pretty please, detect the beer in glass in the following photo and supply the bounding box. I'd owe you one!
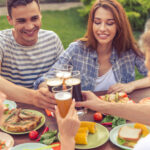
[52,85,72,118]
[47,78,63,92]
[55,64,73,81]
[44,73,63,92]
[65,71,85,115]
[65,77,82,102]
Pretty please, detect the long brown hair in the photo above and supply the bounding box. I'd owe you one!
[80,0,142,56]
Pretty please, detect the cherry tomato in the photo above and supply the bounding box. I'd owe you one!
[93,112,103,121]
[29,130,38,140]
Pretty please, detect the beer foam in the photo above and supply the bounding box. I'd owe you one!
[56,71,71,78]
[47,78,63,86]
[55,92,72,101]
[65,78,80,85]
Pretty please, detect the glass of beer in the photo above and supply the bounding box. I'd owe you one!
[52,85,72,118]
[65,71,86,115]
[55,64,73,82]
[44,73,63,92]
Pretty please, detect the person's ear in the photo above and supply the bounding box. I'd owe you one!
[7,15,13,25]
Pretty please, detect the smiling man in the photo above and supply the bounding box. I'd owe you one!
[0,0,64,111]
[0,0,64,88]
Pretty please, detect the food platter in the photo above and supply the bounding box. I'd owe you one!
[0,109,45,135]
[109,123,150,150]
[0,131,14,149]
[99,92,133,103]
[58,123,109,149]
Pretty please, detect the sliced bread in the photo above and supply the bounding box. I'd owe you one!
[118,126,142,141]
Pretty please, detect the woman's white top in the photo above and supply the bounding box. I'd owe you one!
[133,134,150,150]
[93,68,117,92]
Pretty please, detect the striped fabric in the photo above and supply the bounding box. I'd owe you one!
[0,29,64,88]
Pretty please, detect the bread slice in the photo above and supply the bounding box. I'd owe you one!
[118,126,142,141]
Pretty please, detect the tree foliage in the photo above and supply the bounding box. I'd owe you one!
[78,0,150,30]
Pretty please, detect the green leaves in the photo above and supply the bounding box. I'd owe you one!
[101,115,126,128]
[79,0,150,30]
[117,137,126,145]
[40,130,59,145]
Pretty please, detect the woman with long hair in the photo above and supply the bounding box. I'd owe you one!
[36,0,150,94]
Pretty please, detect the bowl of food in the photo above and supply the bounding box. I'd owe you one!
[99,92,134,103]
[0,132,14,149]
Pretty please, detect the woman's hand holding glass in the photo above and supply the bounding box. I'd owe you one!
[55,100,80,150]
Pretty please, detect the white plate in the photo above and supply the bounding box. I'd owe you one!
[3,100,17,110]
[11,143,53,150]
[109,123,150,150]
[0,131,14,149]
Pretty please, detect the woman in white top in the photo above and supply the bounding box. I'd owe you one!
[55,19,150,150]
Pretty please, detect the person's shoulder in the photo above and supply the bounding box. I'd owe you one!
[68,41,86,51]
[0,29,13,46]
[0,29,12,36]
[120,49,137,57]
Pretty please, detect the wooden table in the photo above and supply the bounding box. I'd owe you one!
[2,87,150,150]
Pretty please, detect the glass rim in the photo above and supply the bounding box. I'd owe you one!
[52,85,73,93]
[53,64,73,71]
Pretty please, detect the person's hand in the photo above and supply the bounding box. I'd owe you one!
[107,83,135,94]
[32,87,56,112]
[76,91,105,111]
[0,91,6,125]
[55,100,80,139]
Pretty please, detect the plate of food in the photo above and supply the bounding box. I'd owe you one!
[0,108,45,134]
[109,123,150,150]
[11,143,53,150]
[3,100,17,113]
[0,131,14,149]
[139,97,150,104]
[99,92,134,103]
[58,121,109,149]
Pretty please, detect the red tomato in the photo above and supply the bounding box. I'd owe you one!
[93,112,103,121]
[29,130,38,140]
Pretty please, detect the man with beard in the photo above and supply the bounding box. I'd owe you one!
[0,0,64,111]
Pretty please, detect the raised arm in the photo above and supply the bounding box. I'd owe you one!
[76,91,150,125]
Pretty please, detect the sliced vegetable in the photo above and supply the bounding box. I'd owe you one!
[36,126,49,141]
[115,93,119,102]
[40,129,59,145]
[45,109,53,117]
[40,130,57,140]
[101,122,112,126]
[41,136,56,145]
[101,115,126,128]
[50,142,61,150]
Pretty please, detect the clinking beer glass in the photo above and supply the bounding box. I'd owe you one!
[52,85,73,118]
[65,70,86,115]
[44,73,63,92]
[55,64,73,84]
